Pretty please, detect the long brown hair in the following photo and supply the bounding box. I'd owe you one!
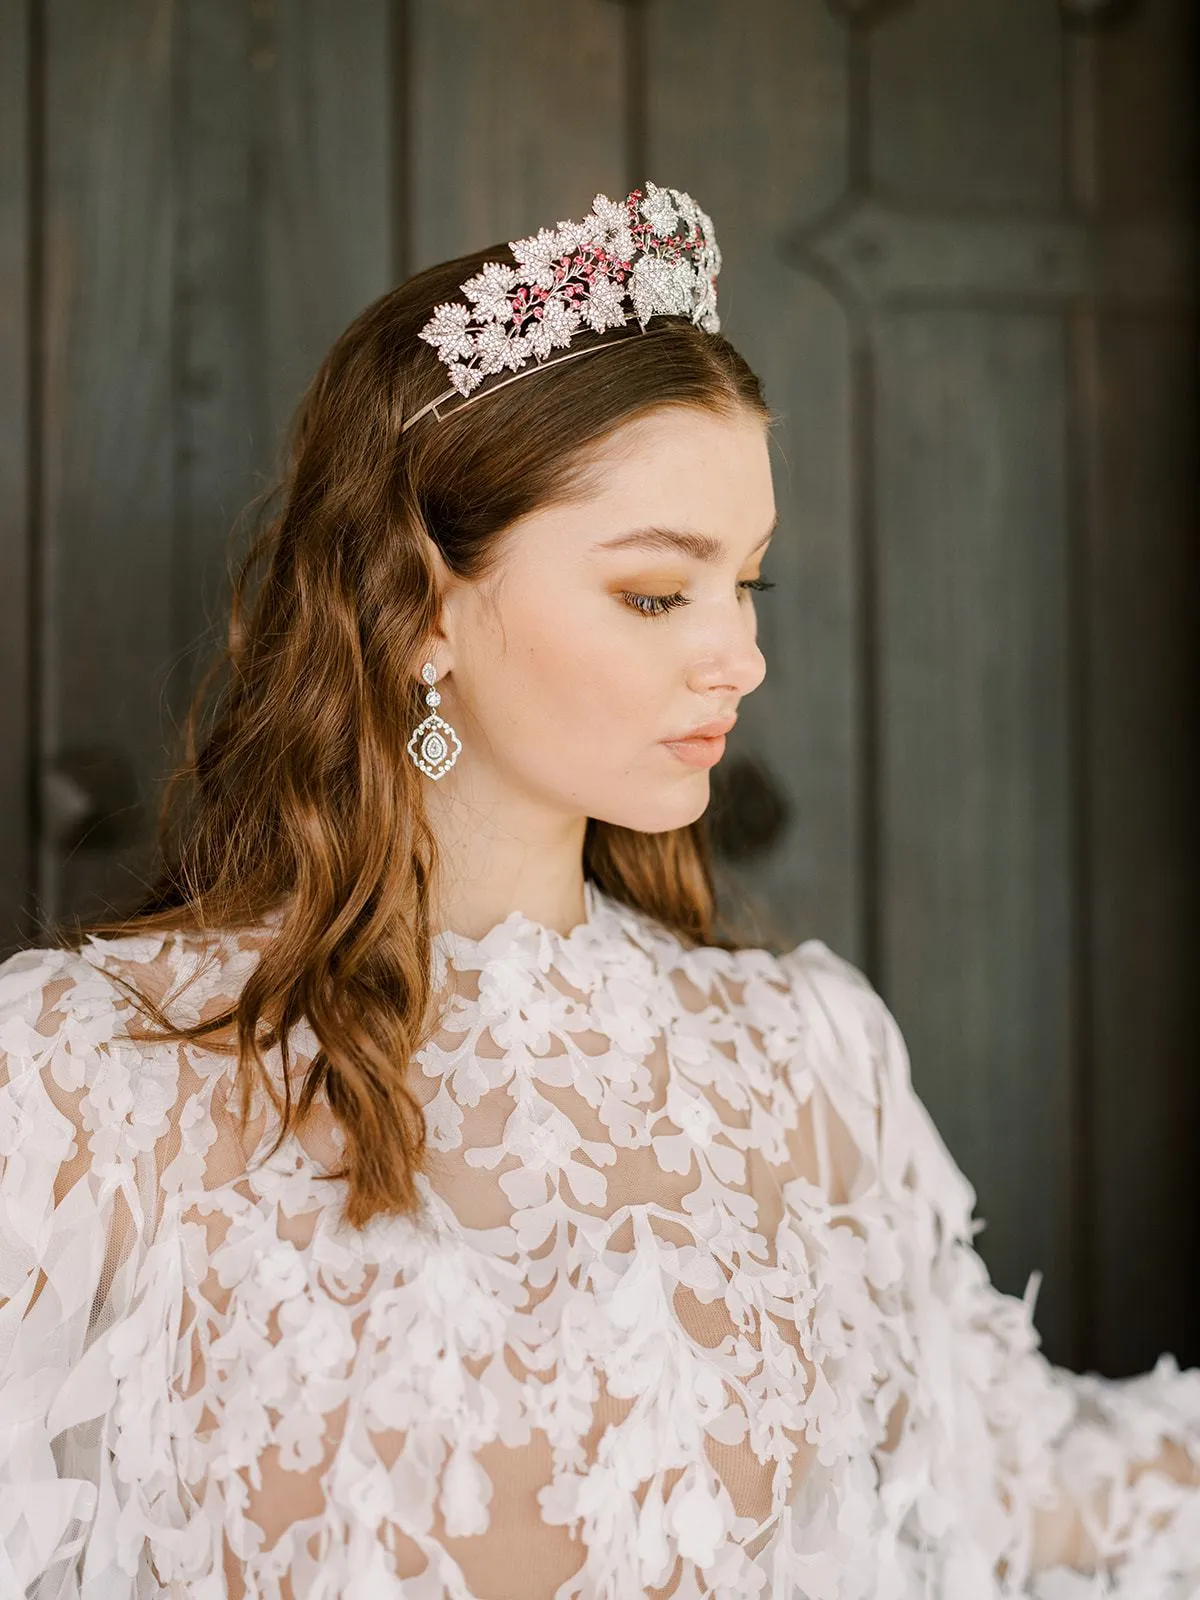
[56,240,772,1229]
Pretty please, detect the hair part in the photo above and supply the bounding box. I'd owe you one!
[57,239,772,1230]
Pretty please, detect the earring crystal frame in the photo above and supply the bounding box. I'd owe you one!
[407,662,462,780]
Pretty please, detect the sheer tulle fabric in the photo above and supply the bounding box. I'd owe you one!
[2,883,1198,1598]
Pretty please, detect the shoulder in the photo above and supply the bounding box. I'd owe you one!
[3,919,267,1037]
[0,923,245,1117]
[687,927,893,1053]
[0,928,247,1232]
[0,941,129,1062]
[633,914,897,1110]
[775,939,898,1064]
[657,923,979,1226]
[1,926,181,1040]
[748,936,898,1106]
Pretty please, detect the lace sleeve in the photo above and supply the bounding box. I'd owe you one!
[0,943,170,1597]
[814,942,1200,1596]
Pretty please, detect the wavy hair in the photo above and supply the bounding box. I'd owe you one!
[57,240,772,1229]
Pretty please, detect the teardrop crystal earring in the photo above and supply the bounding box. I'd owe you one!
[406,662,463,780]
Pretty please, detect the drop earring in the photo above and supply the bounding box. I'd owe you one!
[407,662,462,780]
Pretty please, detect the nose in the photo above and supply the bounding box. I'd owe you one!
[686,616,767,701]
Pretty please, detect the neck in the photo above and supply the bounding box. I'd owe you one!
[422,772,590,941]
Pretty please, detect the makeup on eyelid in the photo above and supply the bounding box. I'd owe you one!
[620,576,776,618]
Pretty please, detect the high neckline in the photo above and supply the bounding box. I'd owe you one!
[227,880,644,964]
[431,877,614,960]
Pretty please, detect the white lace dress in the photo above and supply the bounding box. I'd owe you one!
[2,881,1199,1599]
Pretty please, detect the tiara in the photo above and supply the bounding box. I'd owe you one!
[402,181,722,433]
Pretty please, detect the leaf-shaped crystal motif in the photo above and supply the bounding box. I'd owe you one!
[412,182,722,423]
[421,302,476,361]
[640,181,680,237]
[461,262,520,323]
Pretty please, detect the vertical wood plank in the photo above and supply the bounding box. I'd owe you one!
[256,0,395,457]
[1084,315,1200,1375]
[33,1,395,933]
[876,311,1076,1359]
[647,0,862,958]
[409,0,626,269]
[171,0,394,715]
[1081,0,1200,1377]
[39,0,175,928]
[1054,0,1200,1375]
[171,0,260,726]
[870,0,1064,210]
[866,0,1082,1362]
[1092,0,1196,218]
[0,0,33,954]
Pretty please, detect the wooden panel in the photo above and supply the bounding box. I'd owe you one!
[1092,0,1197,217]
[1085,315,1200,1376]
[36,1,394,930]
[0,0,33,954]
[799,195,1194,308]
[409,0,626,270]
[876,311,1076,1360]
[647,0,862,959]
[39,0,176,928]
[256,0,394,460]
[171,0,393,715]
[170,0,260,723]
[870,0,1064,211]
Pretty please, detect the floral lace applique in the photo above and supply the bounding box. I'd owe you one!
[2,885,1199,1597]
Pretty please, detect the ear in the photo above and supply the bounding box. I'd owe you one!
[416,533,458,679]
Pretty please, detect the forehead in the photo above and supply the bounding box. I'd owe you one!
[577,404,770,493]
[541,405,775,542]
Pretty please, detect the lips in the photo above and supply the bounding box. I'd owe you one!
[663,730,728,768]
[669,714,737,741]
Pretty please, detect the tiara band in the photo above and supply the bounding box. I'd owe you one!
[402,181,721,435]
[400,326,647,435]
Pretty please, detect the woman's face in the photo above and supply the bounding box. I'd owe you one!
[431,403,774,837]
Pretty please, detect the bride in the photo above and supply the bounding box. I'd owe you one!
[1,182,1198,1598]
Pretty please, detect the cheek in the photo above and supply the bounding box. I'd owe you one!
[486,592,658,744]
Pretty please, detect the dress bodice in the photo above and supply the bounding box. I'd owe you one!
[2,885,1199,1597]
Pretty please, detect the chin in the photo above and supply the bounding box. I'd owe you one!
[591,780,711,836]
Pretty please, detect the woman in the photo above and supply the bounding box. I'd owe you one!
[1,182,1198,1599]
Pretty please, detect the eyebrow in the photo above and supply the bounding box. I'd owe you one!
[591,518,778,564]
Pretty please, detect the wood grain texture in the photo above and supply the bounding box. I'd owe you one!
[0,0,33,954]
[1092,0,1197,217]
[255,0,394,460]
[39,0,176,927]
[647,0,863,960]
[875,311,1077,1359]
[170,0,260,731]
[3,0,1196,1375]
[869,0,1065,209]
[34,0,394,931]
[1083,314,1200,1376]
[170,0,393,716]
[1065,0,1200,1377]
[409,0,626,271]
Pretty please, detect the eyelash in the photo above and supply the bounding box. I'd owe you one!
[620,578,776,619]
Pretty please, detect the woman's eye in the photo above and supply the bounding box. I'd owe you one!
[621,590,690,618]
[620,578,776,620]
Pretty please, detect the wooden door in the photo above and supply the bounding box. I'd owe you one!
[1,0,1195,1374]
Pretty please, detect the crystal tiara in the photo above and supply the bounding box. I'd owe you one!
[401,181,722,433]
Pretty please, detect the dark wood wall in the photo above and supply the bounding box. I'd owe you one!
[1,0,1196,1377]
